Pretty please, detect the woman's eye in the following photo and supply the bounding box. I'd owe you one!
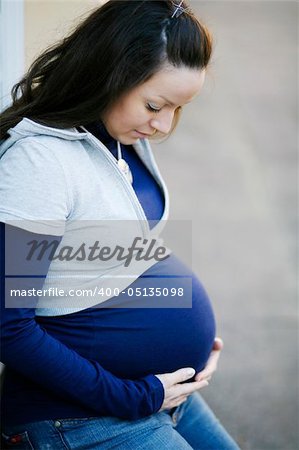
[146,103,161,114]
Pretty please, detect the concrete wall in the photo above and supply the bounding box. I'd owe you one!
[24,0,103,70]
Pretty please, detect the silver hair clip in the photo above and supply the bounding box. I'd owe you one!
[171,1,189,19]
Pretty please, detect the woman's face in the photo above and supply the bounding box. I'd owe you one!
[101,64,206,145]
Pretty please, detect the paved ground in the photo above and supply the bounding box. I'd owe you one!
[153,2,298,449]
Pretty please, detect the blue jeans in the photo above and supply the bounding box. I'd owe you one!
[1,392,241,449]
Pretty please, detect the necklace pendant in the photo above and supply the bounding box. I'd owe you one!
[118,158,133,184]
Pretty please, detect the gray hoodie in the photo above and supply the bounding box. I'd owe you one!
[0,118,171,315]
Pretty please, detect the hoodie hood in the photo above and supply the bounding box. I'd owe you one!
[0,117,168,212]
[0,118,88,158]
[0,118,149,163]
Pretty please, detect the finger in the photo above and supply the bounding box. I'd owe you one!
[155,367,196,388]
[207,347,222,367]
[194,353,220,381]
[175,379,209,396]
[195,372,212,382]
[159,395,188,412]
[195,359,218,381]
[193,340,223,382]
[168,368,196,386]
[198,375,212,381]
[213,337,224,350]
[174,395,188,406]
[206,352,219,371]
[195,364,217,381]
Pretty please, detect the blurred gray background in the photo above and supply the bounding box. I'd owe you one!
[153,2,298,449]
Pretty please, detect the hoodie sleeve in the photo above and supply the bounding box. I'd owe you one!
[0,138,70,235]
[0,223,164,420]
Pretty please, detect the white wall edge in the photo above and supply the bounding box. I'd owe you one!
[0,0,24,111]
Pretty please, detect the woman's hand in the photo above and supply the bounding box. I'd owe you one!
[194,337,224,382]
[154,337,224,411]
[155,368,209,411]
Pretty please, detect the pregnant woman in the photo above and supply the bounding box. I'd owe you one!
[0,1,240,448]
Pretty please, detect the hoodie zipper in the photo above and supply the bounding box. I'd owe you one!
[81,128,150,238]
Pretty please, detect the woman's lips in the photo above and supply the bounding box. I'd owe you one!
[133,130,151,138]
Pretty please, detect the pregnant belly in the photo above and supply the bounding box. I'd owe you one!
[37,254,216,378]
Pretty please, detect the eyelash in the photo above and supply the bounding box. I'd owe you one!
[146,103,161,114]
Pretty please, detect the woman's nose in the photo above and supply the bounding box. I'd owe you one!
[151,110,175,135]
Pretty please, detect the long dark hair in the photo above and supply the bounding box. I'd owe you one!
[0,0,213,139]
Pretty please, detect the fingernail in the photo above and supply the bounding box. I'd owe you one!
[187,368,195,377]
